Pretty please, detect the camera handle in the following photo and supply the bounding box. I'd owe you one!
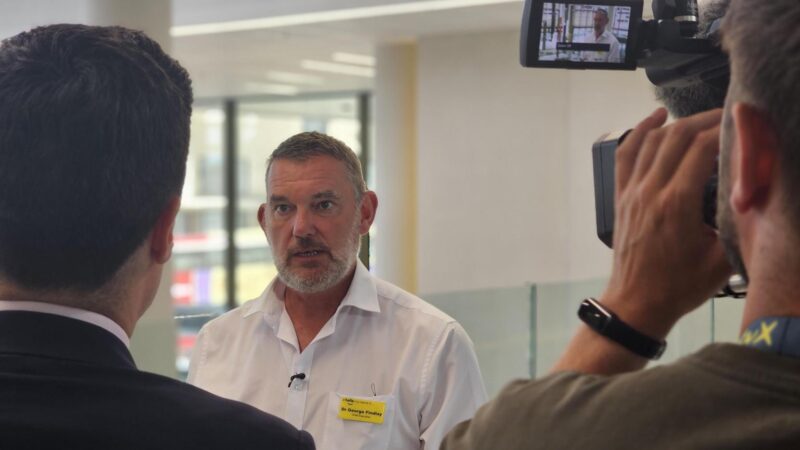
[635,19,728,88]
[652,0,699,35]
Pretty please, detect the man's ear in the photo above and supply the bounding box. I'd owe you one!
[730,103,779,215]
[359,191,378,235]
[150,196,181,264]
[257,203,267,229]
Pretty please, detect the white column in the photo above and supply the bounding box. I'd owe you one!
[86,0,172,50]
[86,0,177,377]
[373,43,418,293]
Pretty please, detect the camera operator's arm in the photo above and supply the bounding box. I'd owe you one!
[552,108,732,375]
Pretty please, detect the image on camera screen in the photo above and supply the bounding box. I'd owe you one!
[539,3,631,64]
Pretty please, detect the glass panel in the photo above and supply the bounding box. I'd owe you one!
[423,279,725,395]
[425,286,534,398]
[712,297,746,343]
[173,104,228,378]
[235,97,361,305]
[532,279,606,376]
[532,278,713,375]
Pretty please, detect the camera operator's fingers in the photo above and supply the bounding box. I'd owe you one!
[651,109,723,187]
[673,125,721,198]
[630,127,667,183]
[616,108,668,194]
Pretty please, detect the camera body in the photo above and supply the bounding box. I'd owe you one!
[520,0,742,295]
[520,0,728,88]
[520,0,728,247]
[592,131,718,248]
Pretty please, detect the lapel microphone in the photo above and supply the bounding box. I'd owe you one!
[288,373,306,388]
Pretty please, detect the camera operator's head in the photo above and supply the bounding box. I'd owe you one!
[0,25,192,324]
[655,0,731,118]
[717,0,800,283]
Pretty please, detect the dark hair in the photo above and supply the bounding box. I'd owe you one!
[267,131,366,199]
[723,0,800,226]
[0,24,192,290]
[654,0,731,117]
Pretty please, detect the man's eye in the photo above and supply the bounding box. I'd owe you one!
[273,204,291,214]
[318,200,334,210]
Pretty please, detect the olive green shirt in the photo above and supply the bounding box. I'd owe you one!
[442,344,800,449]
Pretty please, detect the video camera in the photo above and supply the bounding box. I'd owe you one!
[520,0,728,88]
[520,0,744,297]
[520,0,727,243]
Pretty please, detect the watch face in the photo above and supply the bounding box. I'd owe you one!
[579,300,611,331]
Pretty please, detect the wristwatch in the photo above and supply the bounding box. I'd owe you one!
[578,297,666,360]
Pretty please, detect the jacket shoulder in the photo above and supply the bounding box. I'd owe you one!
[138,371,315,449]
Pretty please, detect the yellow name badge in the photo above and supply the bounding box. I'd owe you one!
[338,397,386,424]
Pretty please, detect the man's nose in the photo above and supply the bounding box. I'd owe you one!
[292,208,316,238]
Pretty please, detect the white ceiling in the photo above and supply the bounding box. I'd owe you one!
[0,0,659,98]
[172,0,525,98]
[0,0,524,98]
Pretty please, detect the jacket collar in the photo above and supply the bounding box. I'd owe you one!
[0,311,136,370]
[0,300,129,347]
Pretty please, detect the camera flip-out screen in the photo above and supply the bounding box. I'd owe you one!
[521,0,642,70]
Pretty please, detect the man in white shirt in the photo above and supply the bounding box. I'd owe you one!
[579,8,622,63]
[189,131,488,450]
[0,24,313,450]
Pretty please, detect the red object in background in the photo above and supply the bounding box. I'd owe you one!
[178,333,197,352]
[172,270,194,305]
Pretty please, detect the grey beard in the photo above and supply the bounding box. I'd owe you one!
[277,253,353,294]
[271,218,361,294]
[718,211,750,285]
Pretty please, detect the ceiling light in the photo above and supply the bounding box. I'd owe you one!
[172,0,522,37]
[266,71,324,85]
[244,82,299,95]
[300,60,375,78]
[332,52,375,66]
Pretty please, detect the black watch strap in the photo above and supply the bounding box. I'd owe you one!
[578,298,666,360]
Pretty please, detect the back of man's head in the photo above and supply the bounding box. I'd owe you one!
[723,0,800,227]
[655,0,731,117]
[0,25,192,292]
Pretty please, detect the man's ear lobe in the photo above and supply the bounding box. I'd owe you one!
[151,196,181,264]
[730,103,779,214]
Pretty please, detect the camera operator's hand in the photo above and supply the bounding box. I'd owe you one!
[553,108,732,375]
[603,108,732,338]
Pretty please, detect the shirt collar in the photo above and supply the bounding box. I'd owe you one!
[244,260,381,325]
[596,29,612,41]
[340,261,380,313]
[0,300,130,347]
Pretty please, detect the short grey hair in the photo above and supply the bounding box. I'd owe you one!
[723,0,800,227]
[266,131,367,199]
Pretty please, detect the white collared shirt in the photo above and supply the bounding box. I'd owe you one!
[188,262,487,450]
[579,29,622,63]
[0,300,130,347]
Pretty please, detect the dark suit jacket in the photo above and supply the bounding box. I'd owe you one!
[0,310,315,450]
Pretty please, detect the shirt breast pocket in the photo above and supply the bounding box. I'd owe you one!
[321,392,396,450]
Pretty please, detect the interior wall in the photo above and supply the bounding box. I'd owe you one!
[0,0,87,39]
[417,29,661,295]
[563,70,663,280]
